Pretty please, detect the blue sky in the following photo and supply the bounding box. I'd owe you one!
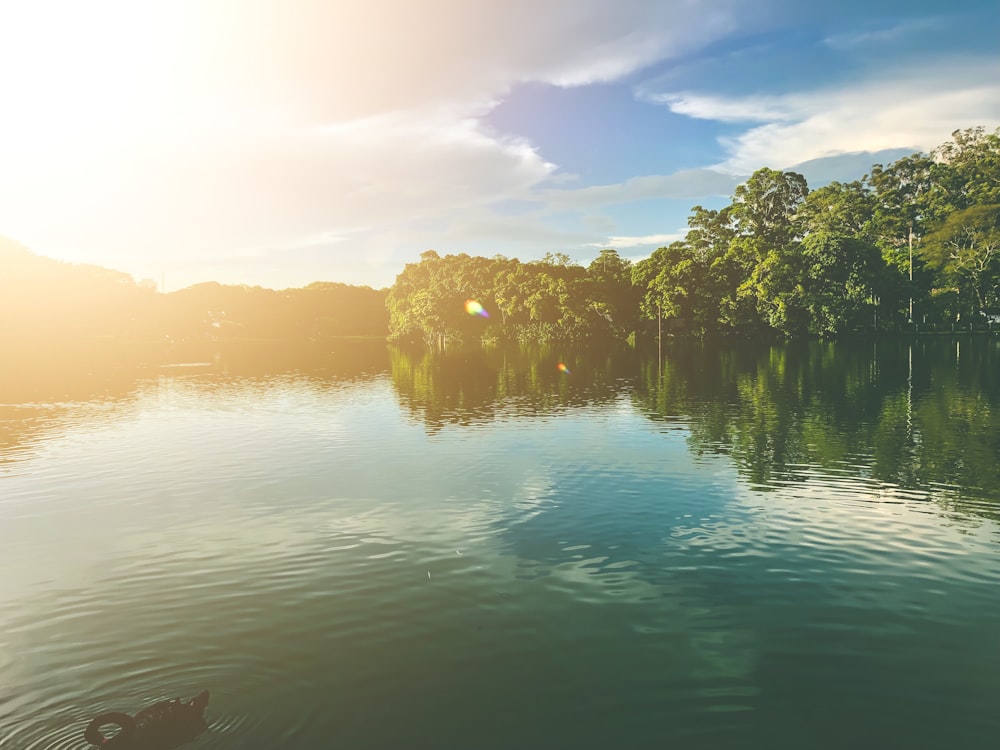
[1,0,998,290]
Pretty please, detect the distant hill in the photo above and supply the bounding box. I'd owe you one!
[0,237,150,342]
[0,238,389,345]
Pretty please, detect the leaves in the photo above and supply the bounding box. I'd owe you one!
[920,204,1000,314]
[388,251,620,345]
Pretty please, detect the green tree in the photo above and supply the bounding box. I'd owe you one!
[866,154,944,324]
[586,248,639,337]
[799,180,875,240]
[524,259,591,340]
[920,204,1000,317]
[931,126,1000,209]
[730,168,809,246]
[687,205,737,334]
[868,154,939,247]
[724,169,809,335]
[492,260,531,329]
[748,243,809,336]
[631,241,710,335]
[632,252,666,341]
[799,234,883,334]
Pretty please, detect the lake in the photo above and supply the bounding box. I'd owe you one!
[2,338,999,749]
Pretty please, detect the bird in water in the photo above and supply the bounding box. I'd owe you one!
[84,690,210,749]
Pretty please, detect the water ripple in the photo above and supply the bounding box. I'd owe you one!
[3,360,1000,748]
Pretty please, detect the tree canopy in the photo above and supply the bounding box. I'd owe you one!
[386,250,636,345]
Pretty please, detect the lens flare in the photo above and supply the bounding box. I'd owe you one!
[464,299,489,318]
[557,363,570,374]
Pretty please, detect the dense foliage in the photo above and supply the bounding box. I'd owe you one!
[387,249,639,345]
[389,127,1000,343]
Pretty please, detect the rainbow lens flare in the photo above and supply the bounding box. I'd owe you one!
[465,299,489,318]
[558,363,570,374]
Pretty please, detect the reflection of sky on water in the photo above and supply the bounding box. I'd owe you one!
[2,365,1000,747]
[4,371,998,608]
[476,405,1000,701]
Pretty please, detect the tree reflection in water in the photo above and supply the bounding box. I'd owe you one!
[389,338,1000,521]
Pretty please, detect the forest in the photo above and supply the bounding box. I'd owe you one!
[387,126,1000,344]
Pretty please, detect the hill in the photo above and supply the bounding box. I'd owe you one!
[0,238,389,345]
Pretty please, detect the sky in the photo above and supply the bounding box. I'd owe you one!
[1,0,998,291]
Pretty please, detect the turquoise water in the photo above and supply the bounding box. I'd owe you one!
[1,339,999,749]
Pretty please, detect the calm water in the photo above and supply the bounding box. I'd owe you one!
[2,338,999,749]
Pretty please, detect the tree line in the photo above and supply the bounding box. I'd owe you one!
[388,126,1000,343]
[3,126,997,349]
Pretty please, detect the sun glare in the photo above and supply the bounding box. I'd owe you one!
[1,2,185,141]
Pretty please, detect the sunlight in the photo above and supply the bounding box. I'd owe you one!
[0,1,184,147]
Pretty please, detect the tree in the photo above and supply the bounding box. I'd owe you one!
[721,169,810,335]
[540,252,576,267]
[586,248,639,336]
[931,127,1000,209]
[799,234,883,334]
[386,125,1000,343]
[632,252,665,343]
[685,205,738,334]
[730,168,809,246]
[492,260,530,329]
[868,154,939,243]
[920,204,1000,317]
[387,250,488,346]
[799,180,875,240]
[746,242,809,336]
[631,242,708,335]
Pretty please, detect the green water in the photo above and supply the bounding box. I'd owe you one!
[1,338,999,749]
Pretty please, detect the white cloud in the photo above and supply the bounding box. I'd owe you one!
[645,93,794,123]
[0,0,754,286]
[650,57,1000,174]
[821,18,939,50]
[10,3,993,290]
[591,232,686,249]
[0,112,555,264]
[538,169,741,212]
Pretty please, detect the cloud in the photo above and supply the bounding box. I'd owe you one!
[821,18,939,50]
[644,93,794,123]
[648,57,1000,174]
[0,112,555,263]
[10,2,992,290]
[0,0,754,286]
[537,169,742,213]
[168,0,749,119]
[590,232,686,249]
[0,0,753,134]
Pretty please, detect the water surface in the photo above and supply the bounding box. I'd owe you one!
[2,339,999,749]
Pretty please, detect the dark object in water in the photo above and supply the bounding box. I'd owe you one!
[84,690,209,748]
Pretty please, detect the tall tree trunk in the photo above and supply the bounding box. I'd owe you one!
[657,304,662,364]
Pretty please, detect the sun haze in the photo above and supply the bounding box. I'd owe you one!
[1,0,998,290]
